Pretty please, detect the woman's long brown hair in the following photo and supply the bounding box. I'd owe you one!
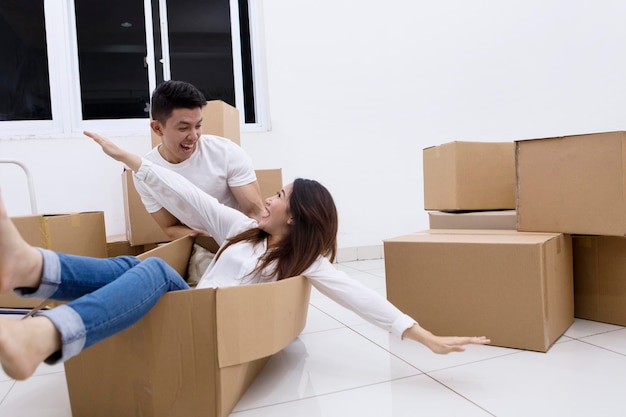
[215,178,338,280]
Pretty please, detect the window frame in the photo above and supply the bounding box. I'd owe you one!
[1,0,268,139]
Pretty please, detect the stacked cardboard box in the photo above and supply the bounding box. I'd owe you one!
[423,141,516,212]
[423,141,517,231]
[428,210,517,230]
[385,230,573,352]
[385,139,575,352]
[390,131,626,353]
[516,131,626,326]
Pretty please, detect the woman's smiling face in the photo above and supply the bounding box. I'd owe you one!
[258,183,293,245]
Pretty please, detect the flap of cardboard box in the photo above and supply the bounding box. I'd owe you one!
[216,276,311,368]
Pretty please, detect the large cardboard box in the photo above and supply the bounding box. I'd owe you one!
[384,230,574,352]
[0,212,107,309]
[573,235,626,326]
[423,141,515,211]
[516,131,626,236]
[123,168,283,246]
[428,210,517,230]
[256,168,283,198]
[151,100,241,148]
[64,235,311,417]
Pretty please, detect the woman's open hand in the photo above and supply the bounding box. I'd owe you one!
[84,131,142,172]
[403,323,490,354]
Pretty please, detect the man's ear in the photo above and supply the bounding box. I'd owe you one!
[150,119,164,136]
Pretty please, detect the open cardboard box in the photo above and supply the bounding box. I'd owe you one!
[64,235,311,417]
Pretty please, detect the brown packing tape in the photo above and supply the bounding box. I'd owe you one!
[39,217,52,248]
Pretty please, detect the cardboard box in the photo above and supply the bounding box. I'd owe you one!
[423,141,515,211]
[123,168,283,246]
[106,234,157,257]
[256,168,283,198]
[428,210,517,230]
[64,235,311,417]
[151,100,240,148]
[384,230,574,352]
[0,212,107,309]
[573,235,626,326]
[122,168,171,246]
[516,131,626,236]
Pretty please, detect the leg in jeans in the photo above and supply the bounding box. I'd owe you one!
[0,189,189,380]
[18,249,190,363]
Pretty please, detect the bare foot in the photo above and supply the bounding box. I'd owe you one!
[0,191,43,293]
[0,316,61,380]
[84,131,142,172]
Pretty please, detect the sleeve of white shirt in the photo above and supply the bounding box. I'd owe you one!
[133,173,162,213]
[133,159,256,245]
[225,141,257,187]
[303,258,417,339]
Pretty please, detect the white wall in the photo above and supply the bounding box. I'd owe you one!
[2,0,626,250]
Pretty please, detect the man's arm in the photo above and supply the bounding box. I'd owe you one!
[150,208,197,241]
[230,181,265,222]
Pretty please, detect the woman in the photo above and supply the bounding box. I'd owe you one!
[0,132,489,381]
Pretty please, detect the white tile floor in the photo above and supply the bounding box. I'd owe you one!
[1,258,626,417]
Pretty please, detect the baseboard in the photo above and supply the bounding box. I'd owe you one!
[335,245,383,263]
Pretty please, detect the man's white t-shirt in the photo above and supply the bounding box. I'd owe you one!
[134,134,257,217]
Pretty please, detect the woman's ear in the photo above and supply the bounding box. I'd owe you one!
[287,217,294,225]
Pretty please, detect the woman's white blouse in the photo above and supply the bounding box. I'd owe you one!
[135,160,416,339]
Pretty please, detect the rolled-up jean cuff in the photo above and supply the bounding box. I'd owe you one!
[38,304,86,364]
[14,248,60,300]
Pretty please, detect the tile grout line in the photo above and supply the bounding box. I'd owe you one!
[0,380,16,405]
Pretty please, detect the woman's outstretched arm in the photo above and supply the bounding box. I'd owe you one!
[304,259,490,355]
[84,131,142,172]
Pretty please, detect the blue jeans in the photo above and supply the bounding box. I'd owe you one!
[17,248,189,363]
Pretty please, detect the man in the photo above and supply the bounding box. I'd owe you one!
[135,80,265,240]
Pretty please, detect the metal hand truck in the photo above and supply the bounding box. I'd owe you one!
[0,160,47,317]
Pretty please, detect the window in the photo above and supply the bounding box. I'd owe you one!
[0,0,267,138]
[0,0,52,122]
[74,0,149,120]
